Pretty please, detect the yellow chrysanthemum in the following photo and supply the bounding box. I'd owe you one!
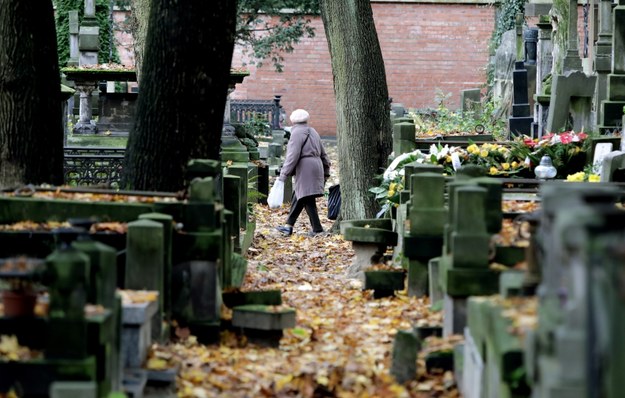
[588,174,600,182]
[489,167,499,175]
[467,144,478,154]
[511,161,519,168]
[502,163,510,170]
[480,150,489,158]
[566,172,585,182]
[445,156,452,163]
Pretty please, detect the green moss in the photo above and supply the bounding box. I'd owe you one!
[54,0,123,67]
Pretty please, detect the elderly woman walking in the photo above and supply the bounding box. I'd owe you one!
[275,109,331,237]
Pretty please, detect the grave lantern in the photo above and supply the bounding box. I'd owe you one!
[534,155,557,179]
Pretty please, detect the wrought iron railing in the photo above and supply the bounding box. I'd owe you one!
[63,96,284,187]
[231,95,282,130]
[63,147,125,188]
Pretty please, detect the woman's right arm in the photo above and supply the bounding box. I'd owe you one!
[279,133,302,181]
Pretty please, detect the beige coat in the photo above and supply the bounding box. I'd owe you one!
[278,123,330,199]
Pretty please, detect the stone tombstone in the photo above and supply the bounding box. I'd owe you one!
[546,71,597,133]
[598,3,625,131]
[509,60,533,136]
[223,174,242,250]
[534,16,553,137]
[390,329,420,383]
[524,27,539,65]
[461,89,481,114]
[71,238,117,309]
[531,182,624,397]
[391,103,406,117]
[450,186,489,268]
[78,0,99,66]
[409,172,446,236]
[594,0,614,127]
[492,30,516,107]
[600,150,625,182]
[125,219,164,340]
[138,212,174,319]
[45,235,90,359]
[171,261,221,324]
[613,2,625,74]
[392,121,417,157]
[68,10,79,66]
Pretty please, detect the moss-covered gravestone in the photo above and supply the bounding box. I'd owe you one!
[404,172,446,297]
[439,186,498,336]
[125,219,164,341]
[341,219,398,282]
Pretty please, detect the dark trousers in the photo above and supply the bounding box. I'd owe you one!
[286,192,323,232]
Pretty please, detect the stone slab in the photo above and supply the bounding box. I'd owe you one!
[50,381,97,398]
[364,270,405,291]
[340,218,392,235]
[462,327,484,398]
[343,227,398,246]
[232,305,296,331]
[443,293,467,336]
[123,369,147,398]
[428,257,444,306]
[122,299,159,325]
[407,260,427,297]
[222,290,282,308]
[122,321,151,368]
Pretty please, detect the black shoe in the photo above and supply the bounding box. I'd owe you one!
[276,226,293,236]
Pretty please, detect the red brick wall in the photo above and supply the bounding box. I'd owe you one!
[231,2,496,137]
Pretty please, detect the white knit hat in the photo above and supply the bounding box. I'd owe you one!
[290,109,309,124]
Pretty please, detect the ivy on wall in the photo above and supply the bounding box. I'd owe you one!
[54,0,123,67]
[489,0,527,53]
[486,0,528,89]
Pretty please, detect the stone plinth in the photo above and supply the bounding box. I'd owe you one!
[121,299,158,369]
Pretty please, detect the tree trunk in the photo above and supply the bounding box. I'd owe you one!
[129,0,151,84]
[0,0,64,189]
[550,0,569,75]
[122,0,237,192]
[319,0,392,220]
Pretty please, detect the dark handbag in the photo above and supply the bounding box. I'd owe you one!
[327,184,341,220]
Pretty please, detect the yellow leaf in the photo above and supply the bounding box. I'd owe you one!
[275,374,293,390]
[146,358,168,370]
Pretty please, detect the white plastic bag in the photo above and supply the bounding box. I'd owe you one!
[267,179,285,209]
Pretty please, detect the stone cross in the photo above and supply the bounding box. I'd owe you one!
[563,0,582,72]
[68,11,79,66]
[84,0,95,18]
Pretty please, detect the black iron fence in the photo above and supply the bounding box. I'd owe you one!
[231,95,282,130]
[64,147,125,188]
[63,96,284,187]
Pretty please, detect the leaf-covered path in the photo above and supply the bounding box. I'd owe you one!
[155,144,461,398]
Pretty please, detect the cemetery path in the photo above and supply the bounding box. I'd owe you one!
[152,143,461,398]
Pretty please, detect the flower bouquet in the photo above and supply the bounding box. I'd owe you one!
[510,131,590,178]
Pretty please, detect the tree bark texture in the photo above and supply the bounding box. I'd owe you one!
[550,0,569,75]
[130,0,150,84]
[0,0,64,189]
[123,0,237,191]
[319,0,393,220]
